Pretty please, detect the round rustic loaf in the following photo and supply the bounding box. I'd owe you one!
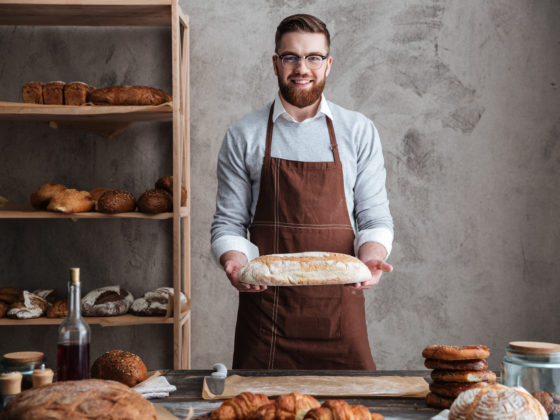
[7,291,48,319]
[91,350,148,387]
[97,189,136,213]
[449,383,548,420]
[137,188,173,214]
[81,286,134,316]
[30,183,66,209]
[2,379,157,419]
[155,174,187,206]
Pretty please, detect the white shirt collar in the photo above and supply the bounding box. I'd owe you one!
[272,92,333,123]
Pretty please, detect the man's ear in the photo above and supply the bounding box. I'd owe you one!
[325,56,333,78]
[272,55,279,76]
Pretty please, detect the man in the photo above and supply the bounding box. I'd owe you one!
[211,14,393,369]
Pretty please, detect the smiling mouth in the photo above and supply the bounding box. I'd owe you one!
[291,79,313,87]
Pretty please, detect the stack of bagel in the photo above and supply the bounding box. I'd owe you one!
[422,344,497,409]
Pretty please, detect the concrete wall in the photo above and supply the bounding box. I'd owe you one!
[0,0,558,373]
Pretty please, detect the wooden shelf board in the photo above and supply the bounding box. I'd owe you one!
[0,1,174,27]
[0,210,173,219]
[0,101,172,123]
[0,312,190,326]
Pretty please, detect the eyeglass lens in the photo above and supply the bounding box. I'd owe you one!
[281,55,325,69]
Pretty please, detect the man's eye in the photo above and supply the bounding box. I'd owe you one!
[284,55,299,63]
[307,56,322,62]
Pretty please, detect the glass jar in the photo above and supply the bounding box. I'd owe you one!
[0,351,45,390]
[502,341,560,418]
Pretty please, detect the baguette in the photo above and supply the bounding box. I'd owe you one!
[238,252,371,286]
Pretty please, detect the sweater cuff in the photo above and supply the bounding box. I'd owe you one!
[211,235,260,266]
[354,228,394,259]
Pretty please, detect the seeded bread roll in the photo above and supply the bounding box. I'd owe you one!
[137,189,173,214]
[155,175,187,206]
[2,379,157,419]
[22,82,44,104]
[81,286,134,317]
[43,81,66,105]
[30,183,67,209]
[90,187,113,210]
[47,189,94,213]
[97,190,136,213]
[238,252,371,286]
[63,81,95,105]
[90,350,148,387]
[89,86,172,105]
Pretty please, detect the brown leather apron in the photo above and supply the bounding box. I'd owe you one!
[232,102,375,370]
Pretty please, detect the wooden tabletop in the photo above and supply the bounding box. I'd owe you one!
[153,370,442,420]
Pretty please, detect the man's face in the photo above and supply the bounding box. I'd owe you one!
[273,31,332,108]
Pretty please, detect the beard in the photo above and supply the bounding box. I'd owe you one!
[277,71,326,108]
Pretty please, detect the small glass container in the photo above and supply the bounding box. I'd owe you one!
[502,341,560,418]
[0,351,45,390]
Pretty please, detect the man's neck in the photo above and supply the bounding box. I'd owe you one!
[278,93,321,122]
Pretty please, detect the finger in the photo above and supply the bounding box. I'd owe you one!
[381,261,393,272]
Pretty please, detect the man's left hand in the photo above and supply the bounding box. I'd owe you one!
[348,259,393,289]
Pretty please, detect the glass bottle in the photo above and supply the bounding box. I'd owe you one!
[57,267,90,381]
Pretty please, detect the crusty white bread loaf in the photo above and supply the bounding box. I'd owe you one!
[81,286,133,316]
[238,252,371,286]
[7,291,48,319]
[449,383,547,420]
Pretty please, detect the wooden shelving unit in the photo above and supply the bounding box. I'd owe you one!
[0,0,191,369]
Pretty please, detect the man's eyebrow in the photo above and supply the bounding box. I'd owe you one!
[278,51,327,56]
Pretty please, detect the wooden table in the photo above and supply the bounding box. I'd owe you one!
[153,370,443,420]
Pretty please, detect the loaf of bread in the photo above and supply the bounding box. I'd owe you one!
[304,400,383,420]
[0,287,21,304]
[47,189,94,213]
[155,175,187,206]
[238,252,371,286]
[81,286,134,316]
[97,189,136,213]
[7,291,48,319]
[47,299,68,318]
[43,81,65,105]
[89,85,172,105]
[449,383,547,420]
[30,183,67,210]
[64,81,95,105]
[90,350,148,387]
[211,392,271,420]
[256,393,320,420]
[130,287,188,316]
[31,289,58,305]
[2,379,157,419]
[137,189,173,214]
[22,82,44,104]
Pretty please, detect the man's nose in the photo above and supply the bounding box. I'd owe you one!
[295,57,309,71]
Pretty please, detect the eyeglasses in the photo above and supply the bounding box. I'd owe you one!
[276,54,329,70]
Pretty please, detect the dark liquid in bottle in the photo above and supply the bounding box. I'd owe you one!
[57,342,90,381]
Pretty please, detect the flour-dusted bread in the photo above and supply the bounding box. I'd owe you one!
[2,379,157,419]
[449,383,548,420]
[81,286,134,316]
[238,252,371,286]
[7,291,48,319]
[130,286,188,316]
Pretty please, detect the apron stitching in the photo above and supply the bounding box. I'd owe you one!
[251,222,353,229]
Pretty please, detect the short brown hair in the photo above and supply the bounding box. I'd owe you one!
[275,14,330,54]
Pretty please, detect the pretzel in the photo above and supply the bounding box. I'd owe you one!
[430,370,496,383]
[424,358,488,371]
[422,345,490,361]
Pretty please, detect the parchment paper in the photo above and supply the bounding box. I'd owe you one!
[202,375,429,400]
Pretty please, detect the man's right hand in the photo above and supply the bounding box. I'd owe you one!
[220,250,267,292]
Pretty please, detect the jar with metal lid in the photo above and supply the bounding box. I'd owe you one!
[501,341,560,418]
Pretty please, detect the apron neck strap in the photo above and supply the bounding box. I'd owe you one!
[265,101,340,163]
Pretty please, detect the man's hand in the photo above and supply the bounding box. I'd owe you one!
[349,241,393,290]
[220,250,268,292]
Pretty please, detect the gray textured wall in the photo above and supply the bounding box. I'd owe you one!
[1,0,559,373]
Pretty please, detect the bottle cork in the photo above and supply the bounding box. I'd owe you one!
[32,368,54,387]
[70,267,80,285]
[0,372,22,395]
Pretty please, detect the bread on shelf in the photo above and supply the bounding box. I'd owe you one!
[81,286,134,316]
[22,82,44,104]
[43,81,66,105]
[63,81,95,105]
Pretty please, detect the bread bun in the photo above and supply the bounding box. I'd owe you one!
[424,358,488,371]
[47,189,94,213]
[238,252,371,286]
[30,183,66,209]
[422,344,490,361]
[2,379,157,419]
[155,175,187,206]
[81,286,134,316]
[0,287,21,304]
[90,187,112,209]
[449,383,548,420]
[47,299,68,318]
[137,189,173,214]
[97,189,136,213]
[431,369,497,383]
[91,350,148,387]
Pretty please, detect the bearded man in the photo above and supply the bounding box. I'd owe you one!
[211,14,394,369]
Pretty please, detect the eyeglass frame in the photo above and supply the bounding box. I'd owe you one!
[276,53,330,69]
